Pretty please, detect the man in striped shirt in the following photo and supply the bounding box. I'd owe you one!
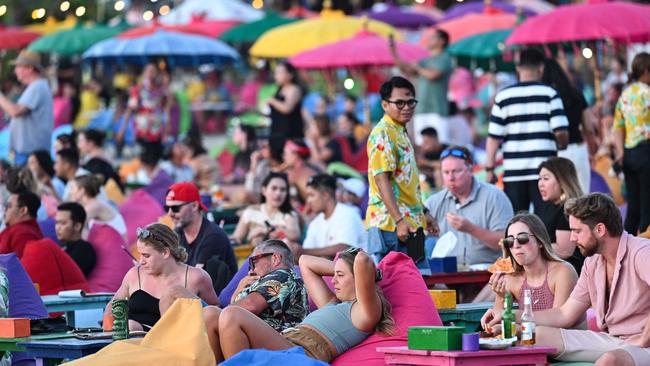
[486,49,569,213]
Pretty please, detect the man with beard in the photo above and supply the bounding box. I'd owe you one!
[484,193,650,366]
[165,182,236,274]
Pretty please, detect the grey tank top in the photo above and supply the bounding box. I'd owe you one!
[300,301,372,354]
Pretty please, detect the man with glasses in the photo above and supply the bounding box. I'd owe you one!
[0,190,43,258]
[485,193,650,366]
[366,76,426,264]
[425,146,513,267]
[165,182,236,274]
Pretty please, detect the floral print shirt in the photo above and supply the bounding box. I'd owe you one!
[614,82,650,149]
[234,268,307,331]
[366,114,424,231]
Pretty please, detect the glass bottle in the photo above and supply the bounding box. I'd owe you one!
[520,289,536,345]
[501,292,515,340]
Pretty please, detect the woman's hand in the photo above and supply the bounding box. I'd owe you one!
[488,272,507,298]
[480,309,503,332]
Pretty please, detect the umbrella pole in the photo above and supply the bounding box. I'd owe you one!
[589,42,603,104]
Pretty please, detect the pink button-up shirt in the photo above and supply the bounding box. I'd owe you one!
[570,232,650,338]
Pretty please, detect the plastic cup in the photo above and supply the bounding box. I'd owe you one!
[462,332,480,352]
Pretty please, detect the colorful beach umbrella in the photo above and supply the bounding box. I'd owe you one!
[119,17,238,39]
[83,30,239,66]
[507,2,650,45]
[447,29,515,71]
[436,13,517,43]
[362,3,436,29]
[26,15,76,34]
[220,11,299,44]
[289,30,428,69]
[250,10,397,59]
[0,27,41,50]
[28,21,129,56]
[159,0,263,25]
[441,0,536,22]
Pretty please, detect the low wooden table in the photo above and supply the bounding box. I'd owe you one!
[377,346,555,366]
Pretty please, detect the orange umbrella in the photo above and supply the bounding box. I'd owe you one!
[120,16,239,39]
[427,13,517,44]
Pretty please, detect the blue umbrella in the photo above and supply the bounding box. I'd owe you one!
[82,30,239,66]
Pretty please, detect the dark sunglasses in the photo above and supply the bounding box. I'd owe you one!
[503,232,534,249]
[248,252,274,270]
[164,202,192,213]
[440,148,471,163]
[385,98,418,110]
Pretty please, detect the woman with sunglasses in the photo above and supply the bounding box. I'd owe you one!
[537,157,585,274]
[204,248,394,363]
[104,223,218,331]
[231,172,300,246]
[480,213,578,331]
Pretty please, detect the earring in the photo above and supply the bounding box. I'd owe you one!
[560,193,567,201]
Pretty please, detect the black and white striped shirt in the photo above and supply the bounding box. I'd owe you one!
[489,81,569,182]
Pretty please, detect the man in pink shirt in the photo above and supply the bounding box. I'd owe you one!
[485,192,650,365]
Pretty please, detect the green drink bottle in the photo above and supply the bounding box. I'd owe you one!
[501,292,515,339]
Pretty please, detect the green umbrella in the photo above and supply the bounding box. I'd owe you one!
[220,11,299,44]
[28,20,130,57]
[447,29,515,71]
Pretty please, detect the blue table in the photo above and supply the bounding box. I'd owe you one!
[17,338,113,366]
[42,294,114,326]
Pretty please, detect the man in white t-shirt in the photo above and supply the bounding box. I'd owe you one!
[290,174,366,260]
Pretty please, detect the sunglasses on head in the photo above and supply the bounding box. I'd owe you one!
[503,232,534,249]
[385,98,418,110]
[136,227,155,241]
[440,148,471,163]
[164,201,192,213]
[248,252,274,271]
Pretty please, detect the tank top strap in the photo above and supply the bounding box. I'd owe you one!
[137,266,142,289]
[184,265,189,288]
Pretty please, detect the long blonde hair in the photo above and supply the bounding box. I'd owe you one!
[338,250,395,335]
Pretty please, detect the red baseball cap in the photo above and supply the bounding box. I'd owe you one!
[165,182,208,211]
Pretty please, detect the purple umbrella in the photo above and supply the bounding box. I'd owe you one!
[441,1,536,22]
[361,4,436,29]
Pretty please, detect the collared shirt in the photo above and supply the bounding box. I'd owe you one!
[366,114,424,232]
[425,178,513,265]
[0,219,43,258]
[613,82,650,149]
[570,232,650,338]
[234,268,308,331]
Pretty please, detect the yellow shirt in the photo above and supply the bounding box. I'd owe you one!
[366,114,424,231]
[613,82,650,149]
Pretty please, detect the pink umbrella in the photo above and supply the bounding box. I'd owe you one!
[0,27,41,50]
[289,30,428,69]
[432,13,517,44]
[507,2,650,45]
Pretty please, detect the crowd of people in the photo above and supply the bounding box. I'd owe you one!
[0,24,649,365]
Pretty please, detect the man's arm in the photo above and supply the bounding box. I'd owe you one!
[375,172,414,241]
[299,244,351,259]
[554,129,569,150]
[232,292,269,315]
[488,297,589,329]
[0,93,29,118]
[413,63,443,81]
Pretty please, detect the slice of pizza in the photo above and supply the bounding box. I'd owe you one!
[487,257,515,274]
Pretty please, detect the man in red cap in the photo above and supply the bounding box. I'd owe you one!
[165,182,237,274]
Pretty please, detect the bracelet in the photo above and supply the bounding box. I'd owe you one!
[485,166,495,172]
[395,216,406,225]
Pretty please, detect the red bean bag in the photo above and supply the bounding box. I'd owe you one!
[87,224,134,292]
[20,238,90,296]
[331,252,442,366]
[119,189,165,247]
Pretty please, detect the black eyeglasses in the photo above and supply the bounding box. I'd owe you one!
[440,148,471,163]
[248,252,274,270]
[503,232,534,249]
[164,202,192,213]
[385,99,418,110]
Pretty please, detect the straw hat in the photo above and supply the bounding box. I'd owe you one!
[11,50,42,71]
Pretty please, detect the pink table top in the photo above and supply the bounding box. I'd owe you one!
[377,346,556,366]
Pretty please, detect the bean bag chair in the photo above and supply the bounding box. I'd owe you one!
[37,218,60,245]
[19,238,90,296]
[331,252,442,366]
[87,224,134,292]
[105,178,125,206]
[119,189,166,247]
[219,258,250,306]
[221,347,328,366]
[589,170,612,196]
[143,170,175,207]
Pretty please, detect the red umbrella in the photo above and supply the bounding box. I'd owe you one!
[0,27,41,50]
[506,2,650,45]
[289,30,428,69]
[119,16,239,39]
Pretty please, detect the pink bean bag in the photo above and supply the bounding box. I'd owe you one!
[331,252,442,365]
[87,224,134,292]
[119,189,166,247]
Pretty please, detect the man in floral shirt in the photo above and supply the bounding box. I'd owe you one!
[366,76,425,264]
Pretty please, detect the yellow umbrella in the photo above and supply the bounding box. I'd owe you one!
[26,15,77,34]
[250,10,397,59]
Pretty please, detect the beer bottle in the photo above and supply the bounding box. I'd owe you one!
[501,292,515,339]
[520,289,536,345]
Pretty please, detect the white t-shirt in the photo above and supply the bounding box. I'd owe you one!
[303,203,366,250]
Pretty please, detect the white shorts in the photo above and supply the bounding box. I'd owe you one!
[558,328,650,365]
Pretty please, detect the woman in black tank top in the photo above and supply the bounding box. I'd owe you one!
[267,61,304,154]
[103,223,219,331]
